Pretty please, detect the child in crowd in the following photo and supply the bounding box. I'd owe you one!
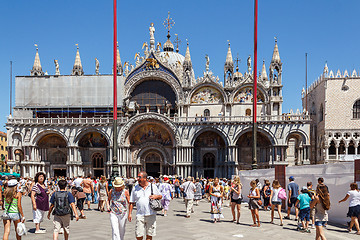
[295,186,313,233]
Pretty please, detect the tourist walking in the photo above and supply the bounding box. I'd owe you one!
[82,175,93,210]
[128,171,162,240]
[31,172,49,234]
[47,179,79,240]
[181,176,196,218]
[307,182,316,228]
[248,180,261,227]
[311,184,330,240]
[2,179,25,240]
[262,180,271,211]
[98,176,109,212]
[194,178,203,206]
[159,177,172,216]
[295,186,313,233]
[109,177,130,240]
[269,179,283,226]
[339,182,360,234]
[285,176,299,220]
[209,177,224,223]
[71,186,86,219]
[230,176,242,224]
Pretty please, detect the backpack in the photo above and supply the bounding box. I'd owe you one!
[278,188,287,200]
[53,191,72,216]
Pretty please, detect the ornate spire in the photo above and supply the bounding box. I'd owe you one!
[163,11,175,52]
[183,40,193,87]
[323,61,329,76]
[184,40,192,68]
[271,37,281,63]
[261,60,268,80]
[72,44,84,76]
[117,42,123,75]
[30,44,44,76]
[225,41,234,66]
[233,55,243,81]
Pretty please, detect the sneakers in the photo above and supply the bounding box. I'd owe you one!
[35,230,46,234]
[311,224,315,229]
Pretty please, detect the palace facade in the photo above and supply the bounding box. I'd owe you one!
[6,23,311,179]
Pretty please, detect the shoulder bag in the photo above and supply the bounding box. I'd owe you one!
[149,184,163,211]
[183,182,191,198]
[1,199,13,220]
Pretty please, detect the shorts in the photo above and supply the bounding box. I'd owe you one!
[315,221,327,226]
[248,199,260,210]
[288,197,298,208]
[33,209,46,223]
[77,198,85,211]
[272,201,282,206]
[299,207,311,222]
[135,214,156,237]
[85,193,92,202]
[53,214,71,234]
[6,212,21,221]
[347,205,360,218]
[231,198,242,204]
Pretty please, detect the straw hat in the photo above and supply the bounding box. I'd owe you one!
[112,177,125,188]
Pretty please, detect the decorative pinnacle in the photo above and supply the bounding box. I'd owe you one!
[163,11,175,38]
[34,43,38,50]
[174,34,181,53]
[274,37,277,43]
[236,53,240,70]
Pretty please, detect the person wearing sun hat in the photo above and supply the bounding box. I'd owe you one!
[108,177,130,240]
[2,179,26,240]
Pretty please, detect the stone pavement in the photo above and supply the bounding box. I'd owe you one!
[1,196,358,240]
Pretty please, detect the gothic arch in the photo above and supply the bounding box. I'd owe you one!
[187,82,228,105]
[191,127,229,147]
[135,143,171,165]
[125,72,183,103]
[233,127,276,146]
[230,84,268,103]
[32,129,68,146]
[74,128,111,147]
[284,129,309,145]
[119,113,181,146]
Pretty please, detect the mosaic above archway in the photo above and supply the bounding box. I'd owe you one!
[191,87,223,104]
[234,87,265,103]
[79,132,108,148]
[130,124,172,146]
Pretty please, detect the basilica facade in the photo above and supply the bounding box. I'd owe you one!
[6,23,311,179]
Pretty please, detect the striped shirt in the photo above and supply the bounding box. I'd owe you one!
[5,198,19,213]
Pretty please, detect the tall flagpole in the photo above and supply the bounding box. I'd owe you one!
[252,0,258,170]
[305,53,308,112]
[112,0,119,178]
[10,61,12,116]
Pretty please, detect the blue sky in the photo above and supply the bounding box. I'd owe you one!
[0,0,359,131]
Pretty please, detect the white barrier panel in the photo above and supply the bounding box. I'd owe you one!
[238,162,353,225]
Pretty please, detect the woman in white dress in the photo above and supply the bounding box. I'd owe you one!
[209,178,224,223]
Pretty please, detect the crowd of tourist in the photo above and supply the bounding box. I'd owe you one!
[0,172,359,240]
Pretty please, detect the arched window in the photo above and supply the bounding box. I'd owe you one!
[348,141,355,155]
[339,140,345,155]
[353,99,360,119]
[204,109,210,120]
[319,104,324,122]
[329,141,336,155]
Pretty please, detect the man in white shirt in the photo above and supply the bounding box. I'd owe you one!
[72,176,83,189]
[128,171,162,240]
[181,176,196,218]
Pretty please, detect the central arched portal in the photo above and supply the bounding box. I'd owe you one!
[141,150,163,178]
[128,121,174,177]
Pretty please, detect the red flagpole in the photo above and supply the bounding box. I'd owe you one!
[112,0,119,177]
[252,0,258,169]
[113,0,117,121]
